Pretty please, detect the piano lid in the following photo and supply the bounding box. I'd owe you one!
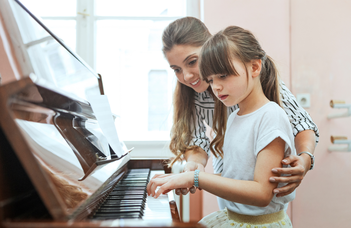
[0,0,132,221]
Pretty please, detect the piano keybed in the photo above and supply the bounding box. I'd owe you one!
[92,169,172,221]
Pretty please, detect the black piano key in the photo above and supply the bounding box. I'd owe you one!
[97,207,142,213]
[120,179,148,182]
[119,181,148,185]
[113,186,146,189]
[104,199,145,206]
[93,213,142,219]
[107,195,145,201]
[122,177,148,181]
[98,205,142,210]
[97,207,144,215]
[113,186,146,191]
[116,183,148,187]
[127,168,150,173]
[109,190,145,196]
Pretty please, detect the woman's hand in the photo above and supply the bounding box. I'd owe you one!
[183,161,206,172]
[269,155,309,197]
[147,172,194,198]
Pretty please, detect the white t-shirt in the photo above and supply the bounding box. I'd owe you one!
[219,102,296,216]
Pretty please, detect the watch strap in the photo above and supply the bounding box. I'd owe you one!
[298,151,315,170]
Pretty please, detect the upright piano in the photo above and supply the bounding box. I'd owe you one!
[0,0,204,227]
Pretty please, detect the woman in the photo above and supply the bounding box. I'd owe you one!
[163,17,318,199]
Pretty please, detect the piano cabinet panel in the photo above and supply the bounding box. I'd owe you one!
[0,127,51,222]
[127,159,172,174]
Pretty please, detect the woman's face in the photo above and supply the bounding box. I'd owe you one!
[166,45,209,93]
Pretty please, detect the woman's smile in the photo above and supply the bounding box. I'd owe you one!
[191,78,201,86]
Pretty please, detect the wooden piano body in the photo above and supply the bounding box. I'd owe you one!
[0,0,204,227]
[0,75,205,228]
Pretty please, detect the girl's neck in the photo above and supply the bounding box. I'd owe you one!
[237,82,269,116]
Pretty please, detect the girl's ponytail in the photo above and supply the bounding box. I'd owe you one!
[260,55,281,106]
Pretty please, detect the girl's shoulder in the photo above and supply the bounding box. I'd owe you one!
[259,102,291,130]
[261,102,287,116]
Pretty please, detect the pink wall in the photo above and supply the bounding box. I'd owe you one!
[291,0,351,227]
[0,11,21,84]
[203,0,290,88]
[202,0,351,227]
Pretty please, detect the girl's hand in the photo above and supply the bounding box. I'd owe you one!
[174,161,205,195]
[269,155,308,197]
[147,172,194,198]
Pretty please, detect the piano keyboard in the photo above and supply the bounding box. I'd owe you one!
[92,169,172,221]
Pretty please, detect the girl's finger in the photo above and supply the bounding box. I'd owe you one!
[175,188,181,195]
[149,179,160,197]
[162,189,172,194]
[181,188,189,195]
[189,186,197,194]
[155,184,169,198]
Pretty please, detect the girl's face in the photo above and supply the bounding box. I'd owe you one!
[207,57,254,107]
[166,45,209,93]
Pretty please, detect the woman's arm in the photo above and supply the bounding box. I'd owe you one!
[270,130,316,197]
[178,95,214,176]
[183,148,208,172]
[271,81,319,196]
[149,138,285,206]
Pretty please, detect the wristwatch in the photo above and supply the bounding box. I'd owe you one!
[298,151,315,170]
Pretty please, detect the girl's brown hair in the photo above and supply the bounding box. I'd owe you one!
[199,26,281,158]
[162,17,212,165]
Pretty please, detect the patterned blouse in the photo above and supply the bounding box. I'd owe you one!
[191,81,319,174]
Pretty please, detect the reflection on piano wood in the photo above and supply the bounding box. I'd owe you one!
[0,78,204,227]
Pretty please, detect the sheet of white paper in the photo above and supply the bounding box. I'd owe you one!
[87,94,124,157]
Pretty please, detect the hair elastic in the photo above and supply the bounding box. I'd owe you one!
[262,52,267,61]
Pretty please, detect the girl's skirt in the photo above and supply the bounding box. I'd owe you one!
[199,207,292,228]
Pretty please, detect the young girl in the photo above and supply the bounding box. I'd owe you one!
[163,17,318,199]
[148,25,296,227]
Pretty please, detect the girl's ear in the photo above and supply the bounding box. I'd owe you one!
[251,59,262,78]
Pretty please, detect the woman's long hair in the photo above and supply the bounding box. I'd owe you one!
[162,17,212,165]
[199,26,281,158]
